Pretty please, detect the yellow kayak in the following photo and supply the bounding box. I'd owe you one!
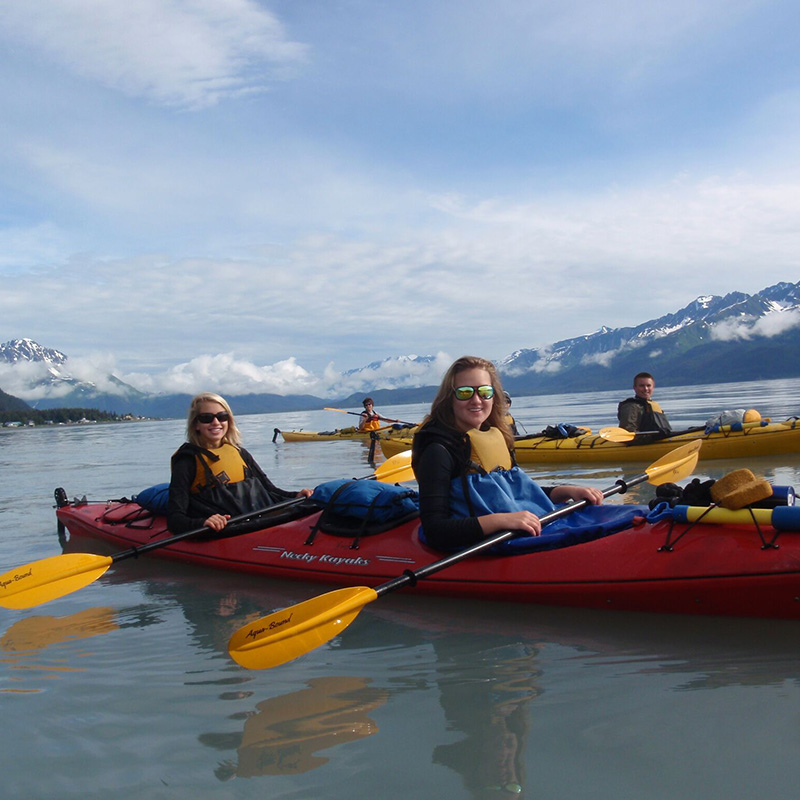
[379,418,800,463]
[276,425,417,443]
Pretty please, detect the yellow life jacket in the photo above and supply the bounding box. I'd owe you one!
[191,442,247,492]
[360,416,382,432]
[466,427,512,472]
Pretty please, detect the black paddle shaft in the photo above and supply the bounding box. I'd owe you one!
[374,476,643,597]
[336,409,416,426]
[110,496,312,564]
[105,457,404,565]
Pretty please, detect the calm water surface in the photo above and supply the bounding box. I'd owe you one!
[2,379,800,799]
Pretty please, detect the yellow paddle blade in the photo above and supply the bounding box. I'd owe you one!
[373,450,414,483]
[645,440,701,485]
[598,426,635,442]
[228,586,378,670]
[0,553,113,610]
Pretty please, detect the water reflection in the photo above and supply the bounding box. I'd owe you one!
[1,606,119,652]
[98,561,542,793]
[53,535,800,789]
[5,379,800,799]
[432,642,541,799]
[0,606,119,693]
[201,676,389,779]
[0,604,162,693]
[95,570,398,781]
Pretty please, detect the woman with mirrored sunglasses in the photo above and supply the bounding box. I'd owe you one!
[167,392,312,534]
[411,356,603,550]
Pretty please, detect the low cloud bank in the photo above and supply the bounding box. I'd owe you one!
[710,309,800,342]
[1,351,455,402]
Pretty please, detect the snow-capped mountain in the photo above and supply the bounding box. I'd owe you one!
[341,354,447,390]
[3,280,800,415]
[499,281,800,393]
[0,337,146,411]
[0,338,68,367]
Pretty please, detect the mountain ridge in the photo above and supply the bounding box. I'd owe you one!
[3,280,800,416]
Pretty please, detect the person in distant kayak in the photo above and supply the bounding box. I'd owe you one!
[411,356,603,550]
[503,391,519,436]
[617,372,673,440]
[358,397,383,432]
[167,392,312,534]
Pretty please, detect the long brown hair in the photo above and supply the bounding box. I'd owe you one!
[186,392,242,448]
[423,355,513,447]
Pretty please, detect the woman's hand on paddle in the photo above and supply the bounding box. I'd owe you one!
[481,511,542,537]
[549,485,604,506]
[204,513,231,531]
[296,488,313,498]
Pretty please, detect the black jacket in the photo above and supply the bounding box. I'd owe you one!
[167,442,295,533]
[617,396,672,440]
[411,419,485,549]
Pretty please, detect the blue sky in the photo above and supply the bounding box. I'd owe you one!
[2,0,800,398]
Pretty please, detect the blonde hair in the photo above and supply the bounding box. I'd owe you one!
[424,355,513,447]
[186,392,242,448]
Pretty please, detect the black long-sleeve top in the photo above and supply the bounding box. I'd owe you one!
[412,419,555,550]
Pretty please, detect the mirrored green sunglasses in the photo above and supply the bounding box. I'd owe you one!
[453,385,495,401]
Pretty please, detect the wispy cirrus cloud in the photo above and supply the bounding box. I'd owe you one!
[2,0,800,387]
[0,0,308,109]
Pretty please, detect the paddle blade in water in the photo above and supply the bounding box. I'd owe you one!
[645,440,701,485]
[0,553,113,610]
[228,586,378,670]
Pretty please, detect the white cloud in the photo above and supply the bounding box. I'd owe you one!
[534,360,563,374]
[2,0,800,381]
[1,348,456,401]
[0,362,52,398]
[4,165,800,381]
[340,353,454,392]
[0,360,76,400]
[0,353,139,399]
[431,173,800,271]
[710,309,800,342]
[503,350,564,377]
[121,353,321,396]
[580,351,619,368]
[0,0,308,109]
[121,351,455,398]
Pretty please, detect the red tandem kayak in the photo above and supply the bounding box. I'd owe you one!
[55,495,800,620]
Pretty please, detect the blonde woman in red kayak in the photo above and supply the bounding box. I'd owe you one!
[167,392,311,534]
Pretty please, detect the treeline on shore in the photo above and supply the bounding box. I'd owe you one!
[0,408,123,426]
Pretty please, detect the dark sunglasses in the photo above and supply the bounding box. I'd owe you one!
[196,412,230,424]
[453,385,495,401]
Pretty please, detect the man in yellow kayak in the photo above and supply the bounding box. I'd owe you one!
[617,372,673,440]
